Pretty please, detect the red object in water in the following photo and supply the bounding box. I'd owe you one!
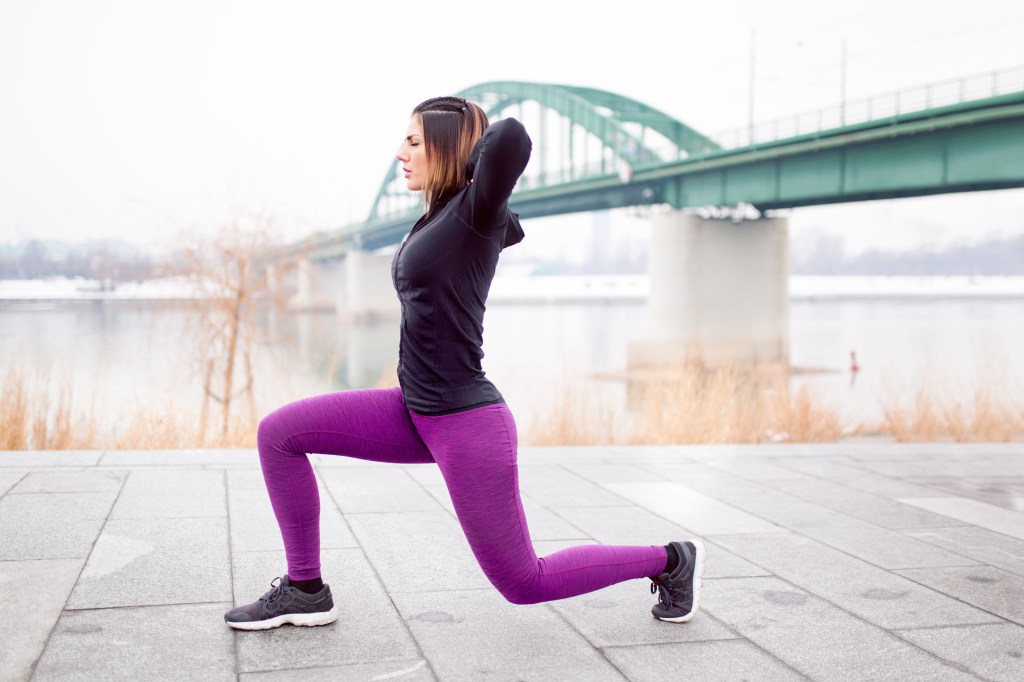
[850,350,860,374]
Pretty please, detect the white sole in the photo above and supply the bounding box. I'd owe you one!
[226,604,340,631]
[656,538,706,623]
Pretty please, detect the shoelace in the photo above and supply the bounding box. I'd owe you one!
[650,575,690,608]
[260,578,288,608]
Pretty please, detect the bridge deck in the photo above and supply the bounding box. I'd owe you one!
[2,442,1022,681]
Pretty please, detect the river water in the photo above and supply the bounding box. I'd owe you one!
[2,283,1022,443]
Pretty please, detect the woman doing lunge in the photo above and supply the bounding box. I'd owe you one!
[224,96,706,631]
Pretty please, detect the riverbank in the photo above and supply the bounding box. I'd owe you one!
[4,274,1024,306]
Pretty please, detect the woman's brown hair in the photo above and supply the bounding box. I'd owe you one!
[412,96,489,209]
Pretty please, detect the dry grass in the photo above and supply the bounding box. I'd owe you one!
[879,384,1024,443]
[1,367,257,450]
[1,367,97,450]
[3,361,1022,451]
[628,361,843,445]
[527,382,625,446]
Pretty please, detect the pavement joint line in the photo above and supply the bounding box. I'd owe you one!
[697,607,814,681]
[705,538,989,629]
[26,468,129,681]
[886,627,992,680]
[317,477,444,682]
[546,601,632,680]
[386,586,493,595]
[648,463,977,566]
[0,471,28,500]
[64,600,234,613]
[888,620,1015,632]
[223,467,241,680]
[891,567,1024,626]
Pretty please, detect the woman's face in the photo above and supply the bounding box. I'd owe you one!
[396,115,427,192]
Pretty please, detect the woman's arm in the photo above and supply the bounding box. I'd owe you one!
[467,117,532,233]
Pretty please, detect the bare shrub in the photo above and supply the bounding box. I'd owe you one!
[177,213,287,444]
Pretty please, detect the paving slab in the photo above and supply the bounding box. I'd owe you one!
[232,548,421,674]
[110,468,225,519]
[238,660,435,681]
[0,451,102,467]
[67,516,231,608]
[9,470,126,494]
[518,465,633,508]
[0,558,83,682]
[32,603,235,681]
[905,525,1024,577]
[545,577,736,647]
[392,589,627,681]
[319,467,442,513]
[896,622,1024,682]
[896,565,1024,625]
[709,532,997,629]
[346,511,492,593]
[602,640,804,682]
[897,497,1024,541]
[227,469,356,553]
[0,491,116,560]
[703,576,975,681]
[759,476,968,530]
[603,482,786,535]
[551,505,769,579]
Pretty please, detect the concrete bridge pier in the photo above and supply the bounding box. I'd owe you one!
[287,251,400,319]
[628,210,789,369]
[288,258,345,312]
[343,249,400,321]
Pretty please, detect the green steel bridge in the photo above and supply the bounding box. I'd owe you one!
[278,65,1024,261]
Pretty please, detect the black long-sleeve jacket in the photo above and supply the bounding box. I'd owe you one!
[390,117,532,414]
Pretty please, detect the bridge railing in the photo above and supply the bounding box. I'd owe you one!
[710,63,1024,150]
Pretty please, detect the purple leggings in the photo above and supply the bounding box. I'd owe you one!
[257,385,667,604]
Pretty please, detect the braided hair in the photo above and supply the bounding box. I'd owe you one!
[411,96,489,208]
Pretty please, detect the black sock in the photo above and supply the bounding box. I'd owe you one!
[663,544,680,575]
[290,577,324,594]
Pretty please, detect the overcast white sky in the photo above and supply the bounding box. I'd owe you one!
[1,0,1023,255]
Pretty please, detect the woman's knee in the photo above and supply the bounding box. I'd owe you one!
[485,570,543,605]
[256,407,292,455]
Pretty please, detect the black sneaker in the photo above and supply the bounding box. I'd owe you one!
[650,539,706,623]
[224,575,339,631]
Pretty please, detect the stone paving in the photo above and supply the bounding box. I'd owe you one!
[1,443,1023,681]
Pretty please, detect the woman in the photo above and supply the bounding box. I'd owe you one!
[224,96,705,631]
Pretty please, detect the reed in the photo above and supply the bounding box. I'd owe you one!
[2,361,1021,450]
[879,383,1024,442]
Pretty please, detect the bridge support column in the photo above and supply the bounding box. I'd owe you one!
[629,211,789,368]
[342,249,400,321]
[288,258,345,312]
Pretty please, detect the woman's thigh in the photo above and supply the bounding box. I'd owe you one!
[410,404,534,579]
[259,385,434,464]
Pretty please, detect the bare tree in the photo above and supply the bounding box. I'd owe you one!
[179,212,286,442]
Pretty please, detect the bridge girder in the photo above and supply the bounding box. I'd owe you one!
[368,80,717,223]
